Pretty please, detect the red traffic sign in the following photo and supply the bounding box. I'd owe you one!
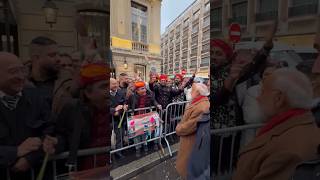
[229,23,241,43]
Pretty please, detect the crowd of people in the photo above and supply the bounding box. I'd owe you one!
[0,16,110,180]
[206,20,320,180]
[110,70,211,159]
[2,14,320,180]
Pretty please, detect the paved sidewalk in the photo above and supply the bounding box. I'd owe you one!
[111,143,179,180]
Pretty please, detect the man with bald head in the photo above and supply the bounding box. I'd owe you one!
[110,78,127,159]
[0,52,52,179]
[234,68,320,180]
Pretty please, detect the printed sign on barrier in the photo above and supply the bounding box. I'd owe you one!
[127,112,161,139]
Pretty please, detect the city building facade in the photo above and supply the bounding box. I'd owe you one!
[0,0,109,61]
[212,0,320,47]
[110,0,162,81]
[161,0,210,76]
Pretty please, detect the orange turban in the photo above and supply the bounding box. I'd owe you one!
[134,81,145,88]
[80,63,108,87]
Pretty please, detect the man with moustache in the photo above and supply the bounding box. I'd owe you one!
[0,52,52,179]
[119,73,130,93]
[233,68,320,180]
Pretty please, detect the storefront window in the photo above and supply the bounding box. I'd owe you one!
[134,64,146,81]
[78,10,108,50]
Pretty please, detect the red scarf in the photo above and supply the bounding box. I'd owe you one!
[257,108,308,137]
[191,96,207,105]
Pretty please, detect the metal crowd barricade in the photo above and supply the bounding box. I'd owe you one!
[5,147,111,180]
[163,101,190,156]
[211,124,264,179]
[110,106,163,161]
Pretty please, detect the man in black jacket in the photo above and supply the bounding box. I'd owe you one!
[149,74,194,110]
[0,52,52,180]
[27,36,60,109]
[110,78,126,159]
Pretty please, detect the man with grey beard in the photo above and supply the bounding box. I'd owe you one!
[234,68,320,180]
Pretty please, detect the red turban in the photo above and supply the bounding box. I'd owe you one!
[135,81,145,88]
[80,63,108,87]
[211,39,233,59]
[159,74,168,81]
[175,74,183,80]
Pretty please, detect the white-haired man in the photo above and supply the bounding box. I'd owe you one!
[175,83,210,178]
[233,68,320,180]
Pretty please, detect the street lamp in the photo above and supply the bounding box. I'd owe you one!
[124,58,128,70]
[42,0,58,28]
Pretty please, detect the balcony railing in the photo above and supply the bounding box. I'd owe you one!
[256,11,278,22]
[230,16,247,25]
[132,41,149,52]
[289,3,318,17]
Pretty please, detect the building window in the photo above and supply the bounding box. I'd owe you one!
[192,24,199,34]
[203,15,210,27]
[134,64,146,81]
[79,10,108,51]
[131,1,148,43]
[258,0,278,13]
[256,0,278,22]
[212,8,222,29]
[193,10,200,20]
[200,57,209,67]
[191,36,198,46]
[289,0,318,17]
[191,47,198,57]
[202,42,209,53]
[202,29,210,41]
[291,0,318,6]
[204,2,210,12]
[184,18,189,28]
[231,2,248,25]
[190,59,197,68]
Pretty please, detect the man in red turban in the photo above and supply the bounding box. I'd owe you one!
[211,38,234,67]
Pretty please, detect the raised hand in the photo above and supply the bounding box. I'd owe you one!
[264,20,278,48]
